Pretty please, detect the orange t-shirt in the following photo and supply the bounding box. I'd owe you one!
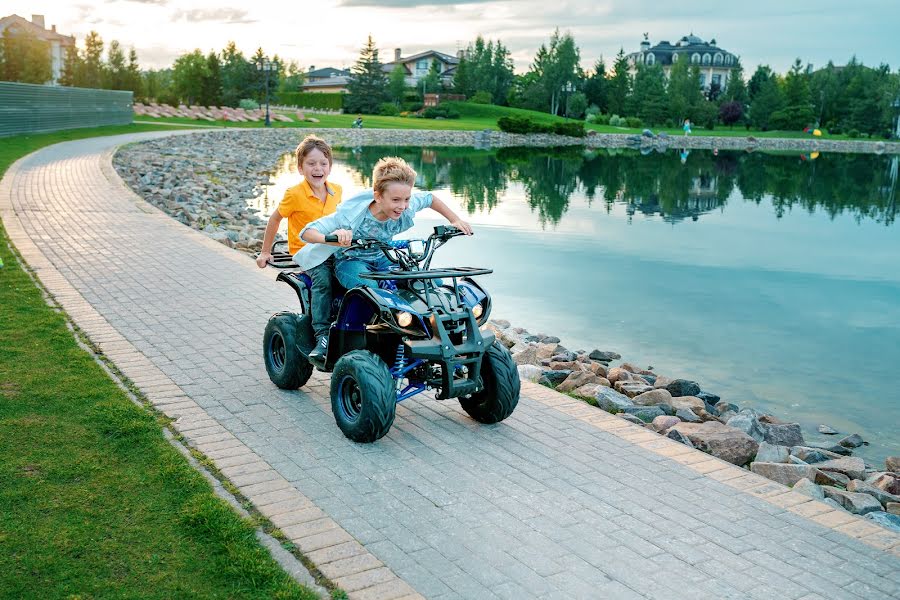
[277,179,342,254]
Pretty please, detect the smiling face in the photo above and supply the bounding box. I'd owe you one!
[300,148,331,189]
[372,182,412,221]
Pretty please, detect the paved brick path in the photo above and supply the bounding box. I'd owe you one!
[3,132,899,600]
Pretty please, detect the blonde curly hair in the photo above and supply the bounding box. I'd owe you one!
[372,156,416,195]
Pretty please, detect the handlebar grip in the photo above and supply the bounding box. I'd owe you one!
[324,234,338,243]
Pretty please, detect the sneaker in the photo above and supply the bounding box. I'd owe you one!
[308,336,328,367]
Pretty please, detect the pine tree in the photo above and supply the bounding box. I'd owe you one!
[1,29,52,84]
[345,36,389,114]
[584,58,608,113]
[606,49,631,116]
[105,40,128,90]
[126,48,143,99]
[200,51,222,107]
[389,64,407,105]
[631,63,668,125]
[81,31,105,88]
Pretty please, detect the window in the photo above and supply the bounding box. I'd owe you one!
[699,73,706,87]
[646,53,655,65]
[702,53,711,65]
[416,59,429,71]
[725,55,733,65]
[691,53,700,64]
[712,74,721,87]
[714,53,723,65]
[672,53,679,62]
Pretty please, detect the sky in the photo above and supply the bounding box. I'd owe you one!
[10,1,899,75]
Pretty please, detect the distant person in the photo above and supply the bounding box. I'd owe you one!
[683,118,692,137]
[352,116,363,129]
[680,148,690,164]
[256,135,342,364]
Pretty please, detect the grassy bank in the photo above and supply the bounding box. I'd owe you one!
[0,130,319,598]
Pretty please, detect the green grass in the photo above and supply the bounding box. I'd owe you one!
[0,136,319,597]
[0,123,197,178]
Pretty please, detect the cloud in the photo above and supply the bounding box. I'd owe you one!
[108,0,168,5]
[337,0,493,5]
[170,8,256,24]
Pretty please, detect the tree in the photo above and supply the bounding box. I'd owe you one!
[667,57,702,124]
[81,31,105,88]
[388,64,407,105]
[345,36,389,114]
[566,91,588,118]
[1,28,52,84]
[722,61,747,106]
[630,63,668,125]
[453,36,514,104]
[220,41,252,107]
[200,51,222,106]
[58,44,82,87]
[748,74,785,130]
[277,60,306,95]
[584,58,608,113]
[172,49,207,104]
[747,65,774,101]
[719,101,743,126]
[419,58,442,100]
[606,49,631,116]
[533,29,581,116]
[104,40,128,90]
[769,58,814,129]
[126,48,143,99]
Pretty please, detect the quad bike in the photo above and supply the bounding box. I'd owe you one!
[262,226,520,443]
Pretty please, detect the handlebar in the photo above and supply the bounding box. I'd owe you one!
[323,226,470,271]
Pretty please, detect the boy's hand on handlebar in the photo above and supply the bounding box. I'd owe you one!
[256,251,272,268]
[450,220,473,235]
[331,229,353,246]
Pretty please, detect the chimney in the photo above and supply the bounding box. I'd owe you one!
[394,48,401,62]
[308,65,315,72]
[32,14,46,29]
[51,25,57,33]
[457,49,464,59]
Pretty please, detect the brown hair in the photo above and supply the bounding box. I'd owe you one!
[372,156,416,195]
[295,135,332,166]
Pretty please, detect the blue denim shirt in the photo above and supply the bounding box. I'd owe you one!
[294,189,433,271]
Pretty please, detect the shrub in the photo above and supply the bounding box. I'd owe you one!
[277,91,344,110]
[469,90,492,104]
[585,104,601,118]
[379,102,400,116]
[848,129,860,138]
[594,113,611,125]
[423,105,460,119]
[625,117,642,128]
[609,114,624,127]
[719,101,743,126]
[239,98,259,110]
[402,101,423,112]
[552,122,586,137]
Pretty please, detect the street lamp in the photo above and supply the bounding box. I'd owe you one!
[257,58,274,127]
[561,81,575,118]
[892,96,900,139]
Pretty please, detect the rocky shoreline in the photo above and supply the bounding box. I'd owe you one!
[484,319,900,533]
[112,129,900,533]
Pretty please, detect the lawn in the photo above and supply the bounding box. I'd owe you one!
[0,127,321,598]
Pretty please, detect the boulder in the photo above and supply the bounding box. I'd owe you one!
[817,424,838,435]
[594,387,634,413]
[865,511,900,533]
[887,503,900,516]
[614,381,654,398]
[792,478,825,500]
[667,429,694,448]
[817,470,851,487]
[789,455,809,466]
[791,446,845,464]
[572,383,602,397]
[755,442,790,464]
[652,415,680,432]
[623,405,668,422]
[804,441,852,456]
[751,463,821,487]
[540,369,571,386]
[606,367,632,384]
[663,379,701,397]
[588,349,620,362]
[866,473,900,496]
[513,345,540,366]
[762,422,804,447]
[632,389,673,407]
[557,371,605,393]
[714,401,739,416]
[885,456,900,472]
[697,391,721,405]
[837,433,865,449]
[652,375,673,389]
[536,343,561,360]
[815,457,867,481]
[549,360,579,371]
[822,488,884,515]
[696,409,722,423]
[670,422,759,466]
[551,351,578,363]
[675,408,701,423]
[726,412,766,442]
[586,362,608,377]
[618,413,645,426]
[669,396,706,414]
[516,364,544,383]
[847,480,900,508]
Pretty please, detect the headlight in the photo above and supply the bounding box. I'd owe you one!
[472,303,483,319]
[396,311,413,327]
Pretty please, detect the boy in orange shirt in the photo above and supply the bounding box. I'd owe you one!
[256,135,342,362]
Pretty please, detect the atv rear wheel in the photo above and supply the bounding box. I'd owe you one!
[459,340,520,424]
[330,350,396,442]
[263,312,314,390]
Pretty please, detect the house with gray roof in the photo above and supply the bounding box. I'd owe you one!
[0,13,75,84]
[627,33,740,92]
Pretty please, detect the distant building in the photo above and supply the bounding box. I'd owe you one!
[626,33,739,91]
[300,48,460,94]
[0,14,75,85]
[301,66,352,93]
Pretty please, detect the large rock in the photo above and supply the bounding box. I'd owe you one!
[594,387,634,413]
[623,405,668,422]
[885,456,900,472]
[726,412,766,442]
[887,503,900,516]
[652,415,681,432]
[516,364,544,383]
[513,345,540,366]
[837,433,865,449]
[667,429,694,447]
[866,473,900,496]
[755,442,790,464]
[618,413,645,426]
[697,391,721,405]
[669,396,706,414]
[804,441,852,456]
[818,470,851,487]
[675,408,701,423]
[670,422,759,466]
[663,379,701,397]
[588,349,620,362]
[557,370,605,393]
[762,422,804,447]
[606,367,632,384]
[751,463,821,487]
[815,457,867,481]
[631,388,673,407]
[540,369,571,386]
[791,446,846,464]
[865,511,900,532]
[823,488,884,515]
[585,361,608,377]
[847,480,900,508]
[614,381,654,398]
[793,478,825,500]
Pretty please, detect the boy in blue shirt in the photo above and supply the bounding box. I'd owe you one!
[296,156,471,363]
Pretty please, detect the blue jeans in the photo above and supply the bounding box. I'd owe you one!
[306,255,334,339]
[334,255,394,290]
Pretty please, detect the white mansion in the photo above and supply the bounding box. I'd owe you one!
[627,33,739,91]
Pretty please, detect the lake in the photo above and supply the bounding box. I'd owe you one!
[250,145,900,464]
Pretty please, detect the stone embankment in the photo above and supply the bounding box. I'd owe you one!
[484,319,900,533]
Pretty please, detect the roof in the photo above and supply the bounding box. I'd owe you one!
[0,14,75,44]
[306,67,350,79]
[301,77,350,89]
[382,49,460,72]
[628,33,737,67]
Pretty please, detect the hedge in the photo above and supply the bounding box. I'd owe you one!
[497,116,585,137]
[277,92,344,110]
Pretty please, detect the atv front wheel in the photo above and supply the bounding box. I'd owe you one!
[330,350,396,442]
[459,340,520,424]
[263,312,314,390]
